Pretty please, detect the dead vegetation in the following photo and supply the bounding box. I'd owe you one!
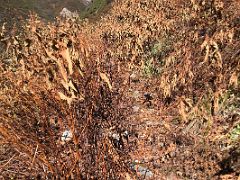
[0,15,129,179]
[0,0,240,179]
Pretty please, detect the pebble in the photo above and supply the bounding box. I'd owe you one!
[111,133,120,141]
[130,73,139,82]
[132,90,140,99]
[82,0,92,6]
[130,161,154,178]
[60,8,79,19]
[132,106,140,112]
[61,130,73,142]
[2,58,13,64]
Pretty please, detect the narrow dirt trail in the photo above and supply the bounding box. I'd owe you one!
[122,70,176,179]
[120,69,230,179]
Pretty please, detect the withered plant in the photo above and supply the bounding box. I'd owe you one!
[0,15,128,179]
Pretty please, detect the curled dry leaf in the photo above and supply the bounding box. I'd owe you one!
[179,100,187,122]
[100,72,113,91]
[58,91,76,106]
[45,48,68,82]
[60,48,73,75]
[56,60,68,82]
[229,72,238,88]
[61,79,78,92]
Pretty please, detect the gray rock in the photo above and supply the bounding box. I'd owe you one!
[82,0,92,6]
[130,161,154,178]
[132,106,140,112]
[2,58,13,65]
[61,130,73,142]
[60,8,79,19]
[111,133,120,141]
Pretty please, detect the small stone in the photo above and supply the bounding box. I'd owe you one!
[60,8,78,19]
[132,91,140,99]
[130,73,139,82]
[82,0,92,6]
[61,130,73,142]
[130,161,154,178]
[132,106,140,112]
[111,133,120,141]
[159,142,164,147]
[2,58,13,65]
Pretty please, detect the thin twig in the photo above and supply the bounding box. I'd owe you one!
[0,154,16,169]
[31,144,38,166]
[5,169,27,175]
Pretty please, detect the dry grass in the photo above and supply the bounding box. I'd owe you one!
[0,15,128,178]
[0,0,239,179]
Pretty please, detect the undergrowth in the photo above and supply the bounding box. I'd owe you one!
[0,15,128,179]
[0,0,240,179]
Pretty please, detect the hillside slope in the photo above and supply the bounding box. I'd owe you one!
[0,0,239,179]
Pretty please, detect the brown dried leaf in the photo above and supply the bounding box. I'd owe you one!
[58,91,76,106]
[100,72,113,91]
[229,72,238,87]
[44,48,57,61]
[179,99,187,122]
[61,79,78,92]
[56,60,68,82]
[60,48,73,75]
[78,68,84,77]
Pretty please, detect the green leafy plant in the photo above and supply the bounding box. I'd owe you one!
[81,0,109,18]
[230,124,240,141]
[151,38,172,58]
[143,58,160,77]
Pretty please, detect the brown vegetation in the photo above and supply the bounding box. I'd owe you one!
[0,0,239,179]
